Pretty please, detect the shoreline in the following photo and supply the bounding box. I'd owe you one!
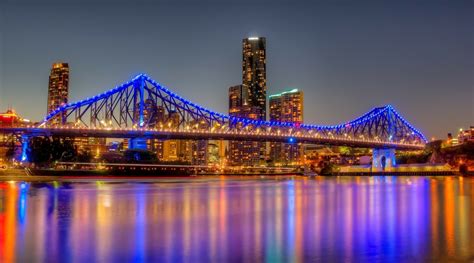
[0,172,468,183]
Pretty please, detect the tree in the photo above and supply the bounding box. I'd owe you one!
[5,144,15,160]
[77,150,93,162]
[58,138,77,162]
[26,136,79,165]
[27,137,52,164]
[124,149,157,163]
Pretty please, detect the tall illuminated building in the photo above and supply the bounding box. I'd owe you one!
[227,37,267,166]
[242,37,266,120]
[269,89,304,165]
[47,62,69,125]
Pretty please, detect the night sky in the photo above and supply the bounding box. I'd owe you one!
[0,0,472,138]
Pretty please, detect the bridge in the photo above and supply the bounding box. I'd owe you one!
[0,74,427,170]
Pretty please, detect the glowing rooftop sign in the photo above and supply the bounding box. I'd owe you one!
[269,88,299,98]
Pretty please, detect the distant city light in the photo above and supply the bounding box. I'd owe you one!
[248,37,259,40]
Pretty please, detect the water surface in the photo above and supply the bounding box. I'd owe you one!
[0,176,473,262]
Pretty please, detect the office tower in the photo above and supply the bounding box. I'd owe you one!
[47,62,69,125]
[269,89,304,165]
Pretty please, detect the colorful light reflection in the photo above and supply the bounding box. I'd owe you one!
[0,177,472,262]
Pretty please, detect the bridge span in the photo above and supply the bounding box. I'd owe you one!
[0,73,428,170]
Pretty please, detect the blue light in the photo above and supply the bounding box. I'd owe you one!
[18,184,28,224]
[21,136,29,162]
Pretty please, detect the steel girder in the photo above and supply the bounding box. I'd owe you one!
[40,74,427,147]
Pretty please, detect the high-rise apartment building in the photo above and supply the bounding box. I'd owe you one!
[47,63,69,125]
[242,37,266,120]
[269,89,304,165]
[228,37,267,166]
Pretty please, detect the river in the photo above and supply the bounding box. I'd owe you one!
[0,176,473,262]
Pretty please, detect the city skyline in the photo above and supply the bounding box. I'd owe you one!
[0,1,472,139]
[1,2,473,262]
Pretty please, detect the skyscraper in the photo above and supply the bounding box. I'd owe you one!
[242,37,266,120]
[47,62,69,125]
[228,37,267,166]
[269,89,304,165]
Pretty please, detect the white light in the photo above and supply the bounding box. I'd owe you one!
[248,37,259,40]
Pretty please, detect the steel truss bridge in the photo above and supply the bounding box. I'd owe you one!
[1,74,427,151]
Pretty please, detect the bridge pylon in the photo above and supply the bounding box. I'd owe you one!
[20,134,29,162]
[372,148,396,172]
[129,75,149,150]
[129,138,148,150]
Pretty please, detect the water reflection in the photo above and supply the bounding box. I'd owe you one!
[0,176,473,262]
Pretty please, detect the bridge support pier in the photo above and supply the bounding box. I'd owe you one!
[129,138,148,150]
[372,148,396,172]
[20,134,29,162]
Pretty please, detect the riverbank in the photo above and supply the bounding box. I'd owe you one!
[336,163,464,176]
[333,171,459,176]
[0,172,470,184]
[1,163,470,180]
[0,173,305,183]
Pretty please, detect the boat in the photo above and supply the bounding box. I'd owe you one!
[303,171,318,177]
[302,165,319,177]
[27,162,201,177]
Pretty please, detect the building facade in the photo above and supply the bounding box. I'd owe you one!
[269,89,304,165]
[47,63,69,125]
[228,85,265,166]
[0,109,31,161]
[458,127,474,144]
[0,109,30,128]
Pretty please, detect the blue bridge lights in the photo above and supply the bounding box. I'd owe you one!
[28,73,428,150]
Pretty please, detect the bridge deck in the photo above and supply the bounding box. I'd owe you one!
[0,127,424,150]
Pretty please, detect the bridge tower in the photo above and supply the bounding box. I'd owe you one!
[371,106,397,172]
[129,75,148,150]
[372,148,396,172]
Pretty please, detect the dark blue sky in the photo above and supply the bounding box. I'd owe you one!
[0,0,472,138]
